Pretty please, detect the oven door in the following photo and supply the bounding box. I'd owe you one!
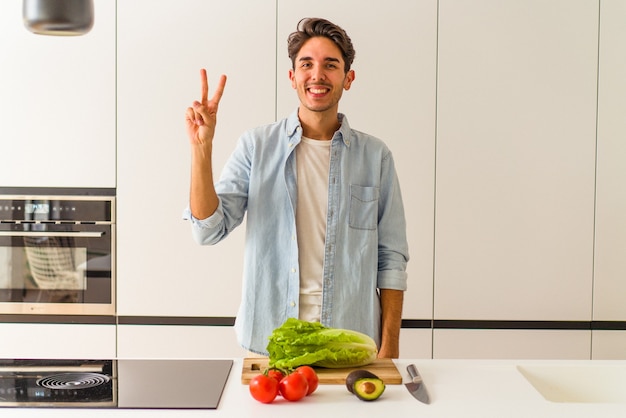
[0,223,114,315]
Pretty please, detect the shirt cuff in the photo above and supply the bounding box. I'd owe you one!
[377,270,408,291]
[182,204,224,229]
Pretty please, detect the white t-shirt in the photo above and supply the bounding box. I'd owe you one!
[295,137,331,322]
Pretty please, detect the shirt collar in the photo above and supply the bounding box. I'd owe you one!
[286,109,352,147]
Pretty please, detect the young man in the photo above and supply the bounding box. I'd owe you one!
[184,18,409,357]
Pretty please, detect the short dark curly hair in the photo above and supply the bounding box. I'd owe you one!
[287,18,356,73]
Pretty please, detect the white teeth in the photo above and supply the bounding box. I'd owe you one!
[309,88,327,94]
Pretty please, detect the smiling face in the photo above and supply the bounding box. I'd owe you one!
[289,36,355,117]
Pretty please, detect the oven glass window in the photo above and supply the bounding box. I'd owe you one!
[1,245,87,302]
[0,239,109,304]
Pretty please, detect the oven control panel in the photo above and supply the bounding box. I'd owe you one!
[0,197,113,223]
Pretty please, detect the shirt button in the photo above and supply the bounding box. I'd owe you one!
[290,301,296,307]
[291,268,297,273]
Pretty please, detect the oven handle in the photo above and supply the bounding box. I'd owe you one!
[0,231,104,238]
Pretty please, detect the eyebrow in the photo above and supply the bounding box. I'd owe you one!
[298,56,341,64]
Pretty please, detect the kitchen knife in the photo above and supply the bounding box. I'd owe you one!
[405,364,430,404]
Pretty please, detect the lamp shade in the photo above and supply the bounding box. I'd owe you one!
[23,0,94,36]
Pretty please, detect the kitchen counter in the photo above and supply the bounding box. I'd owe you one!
[1,359,625,417]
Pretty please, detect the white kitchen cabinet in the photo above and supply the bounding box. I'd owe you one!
[593,0,626,324]
[117,325,247,359]
[116,327,431,360]
[0,323,116,359]
[399,329,433,359]
[592,331,626,360]
[116,0,276,319]
[434,0,598,336]
[117,325,432,363]
[277,0,438,334]
[0,0,115,188]
[434,329,591,360]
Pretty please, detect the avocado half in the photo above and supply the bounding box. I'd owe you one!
[345,370,386,401]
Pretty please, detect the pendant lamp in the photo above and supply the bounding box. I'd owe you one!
[23,0,94,36]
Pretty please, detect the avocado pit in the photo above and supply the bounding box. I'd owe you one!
[345,369,386,401]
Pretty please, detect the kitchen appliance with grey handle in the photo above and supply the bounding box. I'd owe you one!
[405,364,430,404]
[0,188,115,316]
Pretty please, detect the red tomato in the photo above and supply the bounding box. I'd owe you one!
[278,372,309,401]
[249,374,279,404]
[267,368,285,383]
[295,365,319,395]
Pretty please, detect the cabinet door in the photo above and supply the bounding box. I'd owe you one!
[592,331,626,360]
[593,0,626,322]
[434,0,598,323]
[277,0,438,329]
[0,324,116,359]
[434,329,590,360]
[117,325,247,359]
[116,0,276,316]
[0,0,115,188]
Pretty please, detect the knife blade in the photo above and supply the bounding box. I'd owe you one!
[405,364,430,404]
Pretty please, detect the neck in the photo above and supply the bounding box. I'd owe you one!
[298,107,340,140]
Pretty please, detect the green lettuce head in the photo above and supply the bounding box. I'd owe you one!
[266,318,378,369]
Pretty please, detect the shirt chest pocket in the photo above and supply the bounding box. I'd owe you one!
[349,185,379,230]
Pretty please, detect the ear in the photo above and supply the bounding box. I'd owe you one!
[289,68,296,89]
[343,69,355,90]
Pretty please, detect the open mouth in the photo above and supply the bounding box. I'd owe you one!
[307,86,330,96]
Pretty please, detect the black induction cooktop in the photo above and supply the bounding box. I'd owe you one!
[0,358,233,409]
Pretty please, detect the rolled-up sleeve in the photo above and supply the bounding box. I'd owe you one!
[376,150,410,291]
[182,202,227,245]
[377,269,408,291]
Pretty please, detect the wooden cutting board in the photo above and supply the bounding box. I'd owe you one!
[241,357,402,385]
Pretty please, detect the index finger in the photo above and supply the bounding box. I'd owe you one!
[200,68,208,104]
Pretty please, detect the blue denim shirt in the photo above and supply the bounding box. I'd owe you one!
[183,110,409,354]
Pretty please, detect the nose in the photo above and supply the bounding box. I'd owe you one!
[311,65,326,81]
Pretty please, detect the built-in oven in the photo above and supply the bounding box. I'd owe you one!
[0,189,114,316]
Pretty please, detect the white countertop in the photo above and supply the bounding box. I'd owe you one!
[1,359,625,417]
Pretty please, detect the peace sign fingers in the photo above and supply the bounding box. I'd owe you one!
[199,68,227,108]
[187,69,227,145]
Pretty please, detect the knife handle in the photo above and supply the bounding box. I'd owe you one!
[407,364,423,384]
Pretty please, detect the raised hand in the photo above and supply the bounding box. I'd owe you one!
[185,69,227,146]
